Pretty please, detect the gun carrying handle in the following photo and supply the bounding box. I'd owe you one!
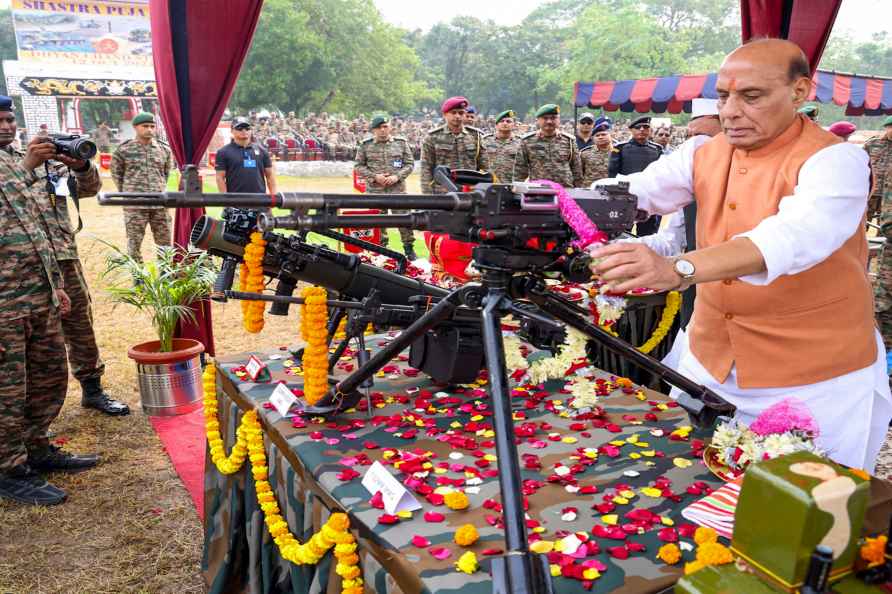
[432,166,459,192]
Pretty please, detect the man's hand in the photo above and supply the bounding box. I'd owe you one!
[589,242,681,293]
[55,154,88,171]
[373,173,387,186]
[56,289,72,316]
[384,174,399,186]
[22,137,56,171]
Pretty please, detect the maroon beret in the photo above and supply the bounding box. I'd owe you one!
[441,96,469,114]
[828,121,856,137]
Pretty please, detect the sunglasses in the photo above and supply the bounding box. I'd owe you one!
[632,125,651,130]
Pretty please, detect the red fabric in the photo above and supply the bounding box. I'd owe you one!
[832,75,852,105]
[590,81,616,107]
[629,78,659,104]
[865,79,885,110]
[675,75,707,101]
[151,0,264,356]
[149,407,206,518]
[740,0,842,74]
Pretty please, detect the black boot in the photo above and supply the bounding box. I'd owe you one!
[403,244,417,261]
[80,378,130,416]
[0,465,66,505]
[30,444,99,474]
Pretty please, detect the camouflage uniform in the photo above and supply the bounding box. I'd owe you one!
[579,145,612,187]
[420,125,488,193]
[481,134,522,183]
[4,147,106,385]
[354,135,415,248]
[110,138,173,262]
[0,151,68,473]
[515,130,583,188]
[864,135,892,222]
[875,187,892,350]
[92,124,113,153]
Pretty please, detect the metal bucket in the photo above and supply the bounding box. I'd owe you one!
[128,339,205,416]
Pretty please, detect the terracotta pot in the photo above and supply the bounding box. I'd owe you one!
[127,339,205,416]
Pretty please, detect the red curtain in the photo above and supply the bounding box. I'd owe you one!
[740,0,842,74]
[150,0,264,355]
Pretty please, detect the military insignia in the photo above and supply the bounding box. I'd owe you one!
[392,159,403,168]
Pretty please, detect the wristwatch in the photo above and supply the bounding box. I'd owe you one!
[672,257,696,288]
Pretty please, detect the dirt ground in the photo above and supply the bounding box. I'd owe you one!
[1,171,890,593]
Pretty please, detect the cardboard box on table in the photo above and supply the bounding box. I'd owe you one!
[677,451,876,593]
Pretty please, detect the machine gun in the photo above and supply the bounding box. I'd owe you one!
[100,164,735,594]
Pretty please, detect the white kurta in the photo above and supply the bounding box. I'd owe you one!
[612,136,892,471]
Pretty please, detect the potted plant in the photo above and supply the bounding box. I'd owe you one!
[103,244,217,416]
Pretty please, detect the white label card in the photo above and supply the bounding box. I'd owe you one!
[245,355,266,381]
[361,461,421,515]
[269,383,298,418]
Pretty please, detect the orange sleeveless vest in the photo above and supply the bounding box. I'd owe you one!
[689,115,876,388]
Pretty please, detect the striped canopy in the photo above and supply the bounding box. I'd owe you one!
[573,70,892,116]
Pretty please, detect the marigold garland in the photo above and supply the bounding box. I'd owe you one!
[300,286,329,405]
[243,232,267,333]
[657,543,681,565]
[242,409,362,592]
[444,491,470,511]
[454,524,479,546]
[203,366,361,592]
[203,362,248,474]
[600,290,681,355]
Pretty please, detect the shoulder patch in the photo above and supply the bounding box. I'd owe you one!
[579,145,593,153]
[646,141,662,150]
[611,147,621,153]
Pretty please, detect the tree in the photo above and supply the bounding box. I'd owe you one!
[229,0,434,115]
[0,9,18,97]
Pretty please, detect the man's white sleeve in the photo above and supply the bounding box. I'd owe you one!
[608,135,709,215]
[736,142,870,285]
[618,210,687,256]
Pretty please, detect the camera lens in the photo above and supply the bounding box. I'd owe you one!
[70,138,97,160]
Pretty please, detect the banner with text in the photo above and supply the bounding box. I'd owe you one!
[12,1,152,67]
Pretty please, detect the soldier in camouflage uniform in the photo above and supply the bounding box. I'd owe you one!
[876,187,892,353]
[864,116,892,222]
[354,115,416,259]
[0,97,129,416]
[91,121,113,154]
[420,96,488,193]
[579,116,614,187]
[0,143,99,506]
[514,104,582,188]
[482,109,522,183]
[110,112,173,263]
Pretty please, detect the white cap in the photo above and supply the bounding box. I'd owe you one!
[691,98,719,119]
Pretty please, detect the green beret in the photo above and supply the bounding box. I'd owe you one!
[496,109,516,123]
[370,114,388,130]
[797,105,818,117]
[884,115,892,127]
[535,104,560,118]
[132,112,155,126]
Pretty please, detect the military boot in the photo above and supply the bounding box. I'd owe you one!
[30,445,99,474]
[403,244,417,262]
[81,377,130,416]
[0,465,67,505]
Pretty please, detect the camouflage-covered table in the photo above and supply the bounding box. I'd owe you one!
[203,336,722,594]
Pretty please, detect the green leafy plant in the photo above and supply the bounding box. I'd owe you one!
[102,244,217,353]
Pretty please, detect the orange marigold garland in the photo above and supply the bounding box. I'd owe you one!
[243,232,267,333]
[203,361,248,474]
[300,286,329,405]
[242,410,362,592]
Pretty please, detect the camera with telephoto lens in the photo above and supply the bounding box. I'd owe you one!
[49,134,97,160]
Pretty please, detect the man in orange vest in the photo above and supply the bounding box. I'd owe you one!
[591,38,891,471]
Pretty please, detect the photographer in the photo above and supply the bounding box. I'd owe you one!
[0,96,129,416]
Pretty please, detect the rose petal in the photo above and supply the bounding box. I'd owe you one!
[430,546,452,560]
[412,535,431,548]
[424,511,446,523]
[378,513,400,525]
